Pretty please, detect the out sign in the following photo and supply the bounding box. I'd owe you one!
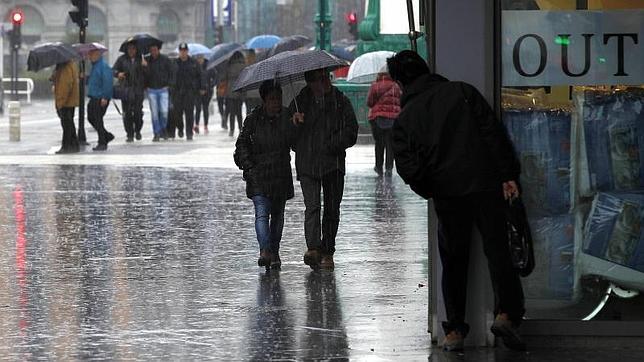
[502,10,643,86]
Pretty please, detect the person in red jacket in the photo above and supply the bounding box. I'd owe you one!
[366,72,401,177]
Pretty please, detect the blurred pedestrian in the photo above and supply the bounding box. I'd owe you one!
[366,71,401,177]
[52,60,80,154]
[168,43,205,141]
[113,42,146,142]
[216,79,227,129]
[234,80,296,270]
[290,69,358,270]
[143,43,174,142]
[194,55,216,135]
[243,50,262,118]
[387,50,525,352]
[224,51,246,137]
[87,49,114,151]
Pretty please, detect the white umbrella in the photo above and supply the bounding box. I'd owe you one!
[346,51,396,83]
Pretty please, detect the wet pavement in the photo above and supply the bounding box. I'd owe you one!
[0,165,430,360]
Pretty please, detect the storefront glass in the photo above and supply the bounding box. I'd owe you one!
[501,0,644,320]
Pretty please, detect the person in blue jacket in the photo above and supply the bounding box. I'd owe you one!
[87,49,114,151]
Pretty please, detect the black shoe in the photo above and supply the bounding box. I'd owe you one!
[186,136,193,141]
[228,131,234,137]
[491,316,526,351]
[374,167,383,177]
[152,135,160,142]
[106,133,115,144]
[271,253,282,270]
[258,250,272,271]
[385,169,393,177]
[303,249,321,270]
[135,132,142,141]
[193,126,200,134]
[92,144,107,151]
[126,137,134,143]
[178,129,184,138]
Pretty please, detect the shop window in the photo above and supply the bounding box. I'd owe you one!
[157,10,180,43]
[501,0,644,321]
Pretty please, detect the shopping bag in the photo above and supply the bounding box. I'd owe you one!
[505,196,535,277]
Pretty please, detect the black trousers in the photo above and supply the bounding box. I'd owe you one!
[370,120,394,172]
[300,170,345,255]
[87,98,110,145]
[122,96,144,138]
[169,92,195,138]
[195,91,213,127]
[225,98,243,133]
[217,96,226,128]
[57,107,79,150]
[434,191,525,336]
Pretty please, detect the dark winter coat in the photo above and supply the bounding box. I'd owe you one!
[173,56,204,95]
[289,85,359,179]
[392,73,520,199]
[113,54,146,98]
[144,53,175,89]
[367,73,401,121]
[234,106,296,200]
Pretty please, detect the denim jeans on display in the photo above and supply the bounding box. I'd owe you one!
[524,214,575,300]
[503,110,572,216]
[583,191,644,273]
[582,92,644,192]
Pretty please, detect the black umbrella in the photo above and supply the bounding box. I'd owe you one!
[233,49,349,92]
[27,42,79,72]
[119,33,163,53]
[265,35,312,59]
[207,42,244,71]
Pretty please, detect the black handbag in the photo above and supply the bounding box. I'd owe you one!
[505,197,535,277]
[113,83,136,102]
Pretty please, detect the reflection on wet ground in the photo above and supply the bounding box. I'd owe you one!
[0,165,429,360]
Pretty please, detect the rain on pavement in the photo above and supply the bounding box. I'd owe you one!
[0,162,430,360]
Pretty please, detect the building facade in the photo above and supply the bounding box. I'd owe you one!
[1,0,209,64]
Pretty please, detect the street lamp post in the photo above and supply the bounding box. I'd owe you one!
[315,0,332,51]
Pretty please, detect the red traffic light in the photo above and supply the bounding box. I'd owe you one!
[11,8,24,25]
[346,12,357,24]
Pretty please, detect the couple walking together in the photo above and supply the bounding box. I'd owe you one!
[234,69,358,271]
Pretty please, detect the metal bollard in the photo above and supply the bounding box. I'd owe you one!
[8,101,20,142]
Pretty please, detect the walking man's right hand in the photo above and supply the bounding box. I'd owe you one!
[292,112,304,125]
[503,180,520,200]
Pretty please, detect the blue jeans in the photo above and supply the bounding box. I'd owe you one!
[147,87,169,136]
[252,195,286,253]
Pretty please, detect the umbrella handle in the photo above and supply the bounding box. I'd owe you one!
[289,81,299,113]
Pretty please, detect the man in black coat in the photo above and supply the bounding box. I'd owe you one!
[290,69,358,270]
[388,50,525,351]
[169,43,206,140]
[113,42,146,142]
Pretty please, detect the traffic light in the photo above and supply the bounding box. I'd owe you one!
[9,8,24,49]
[346,12,358,40]
[69,0,88,28]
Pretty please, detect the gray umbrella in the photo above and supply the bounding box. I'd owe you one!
[27,42,79,72]
[232,49,348,92]
[264,35,312,59]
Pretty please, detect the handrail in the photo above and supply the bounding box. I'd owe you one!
[2,78,35,104]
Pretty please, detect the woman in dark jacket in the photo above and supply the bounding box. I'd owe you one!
[234,80,296,270]
[367,72,401,177]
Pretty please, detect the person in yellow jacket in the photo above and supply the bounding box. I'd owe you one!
[52,60,80,154]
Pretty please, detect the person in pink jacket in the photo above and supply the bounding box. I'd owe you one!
[367,72,402,177]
